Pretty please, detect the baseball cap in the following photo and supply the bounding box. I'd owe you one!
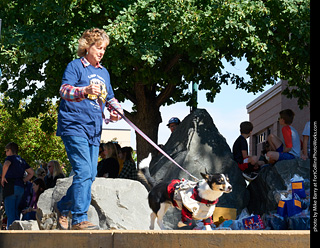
[167,117,180,126]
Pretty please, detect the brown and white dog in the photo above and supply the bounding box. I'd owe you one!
[147,172,232,230]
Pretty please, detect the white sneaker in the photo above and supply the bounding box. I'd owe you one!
[242,172,259,181]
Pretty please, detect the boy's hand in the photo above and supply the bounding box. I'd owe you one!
[1,177,7,187]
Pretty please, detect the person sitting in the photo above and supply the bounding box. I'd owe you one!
[45,160,65,189]
[118,147,137,180]
[266,109,300,164]
[22,178,46,220]
[97,142,120,178]
[232,121,264,179]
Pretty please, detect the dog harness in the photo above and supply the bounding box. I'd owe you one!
[167,179,219,226]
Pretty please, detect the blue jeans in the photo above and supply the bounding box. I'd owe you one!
[57,136,99,225]
[4,185,24,229]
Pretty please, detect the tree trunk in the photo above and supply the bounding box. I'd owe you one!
[130,83,162,165]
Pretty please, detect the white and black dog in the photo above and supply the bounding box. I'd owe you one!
[139,154,232,230]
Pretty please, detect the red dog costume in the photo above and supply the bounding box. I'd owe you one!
[167,179,218,227]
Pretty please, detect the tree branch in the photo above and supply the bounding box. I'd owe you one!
[154,54,182,107]
[156,83,176,107]
[164,54,182,73]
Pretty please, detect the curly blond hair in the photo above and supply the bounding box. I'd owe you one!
[77,28,110,57]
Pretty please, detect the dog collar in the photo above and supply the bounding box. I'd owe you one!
[191,186,219,205]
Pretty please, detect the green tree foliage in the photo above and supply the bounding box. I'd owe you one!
[0,0,310,160]
[0,98,70,174]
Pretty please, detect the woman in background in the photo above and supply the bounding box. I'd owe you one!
[45,160,65,189]
[118,146,137,180]
[97,142,120,178]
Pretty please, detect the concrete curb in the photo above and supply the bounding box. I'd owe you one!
[0,230,310,248]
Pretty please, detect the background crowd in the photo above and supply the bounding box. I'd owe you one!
[0,141,137,230]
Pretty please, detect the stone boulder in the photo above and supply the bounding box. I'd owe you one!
[247,159,310,215]
[36,187,57,230]
[149,108,249,229]
[36,177,157,230]
[9,220,39,230]
[90,178,155,230]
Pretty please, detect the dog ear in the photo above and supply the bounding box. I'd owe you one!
[200,172,209,180]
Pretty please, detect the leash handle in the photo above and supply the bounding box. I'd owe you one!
[105,100,199,181]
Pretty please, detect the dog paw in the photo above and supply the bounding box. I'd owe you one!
[204,225,212,231]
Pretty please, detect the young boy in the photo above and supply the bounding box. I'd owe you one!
[1,142,34,229]
[232,121,263,177]
[266,109,300,164]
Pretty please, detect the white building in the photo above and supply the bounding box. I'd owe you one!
[101,128,131,147]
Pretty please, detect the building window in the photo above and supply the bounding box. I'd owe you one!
[257,132,266,144]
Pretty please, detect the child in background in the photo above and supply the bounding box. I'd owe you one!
[266,109,300,164]
[232,121,264,179]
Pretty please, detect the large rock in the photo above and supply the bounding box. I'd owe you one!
[36,177,156,230]
[36,187,57,230]
[247,159,310,215]
[149,108,249,229]
[90,178,155,230]
[9,220,39,230]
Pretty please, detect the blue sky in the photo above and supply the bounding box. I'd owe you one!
[105,58,273,150]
